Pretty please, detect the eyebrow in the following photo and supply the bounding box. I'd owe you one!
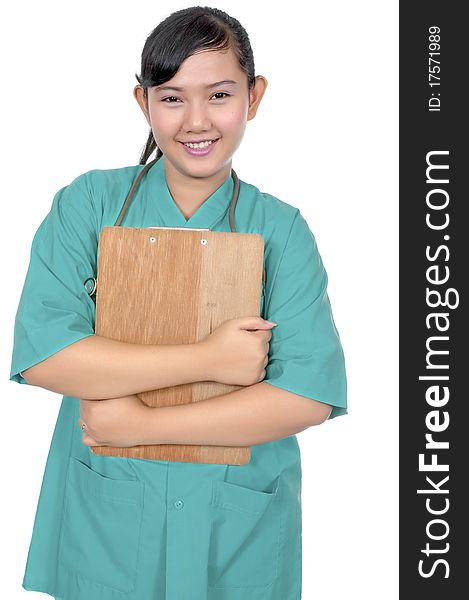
[153,79,238,92]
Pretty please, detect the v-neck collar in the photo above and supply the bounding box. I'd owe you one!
[144,155,234,230]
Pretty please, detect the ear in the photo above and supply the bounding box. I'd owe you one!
[247,76,268,121]
[133,85,152,127]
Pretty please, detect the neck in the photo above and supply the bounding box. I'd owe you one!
[163,158,231,220]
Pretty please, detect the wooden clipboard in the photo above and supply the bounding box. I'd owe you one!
[90,226,265,465]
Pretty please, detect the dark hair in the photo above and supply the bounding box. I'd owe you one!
[135,6,256,164]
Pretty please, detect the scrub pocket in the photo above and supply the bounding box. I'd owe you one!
[208,475,282,589]
[58,456,144,593]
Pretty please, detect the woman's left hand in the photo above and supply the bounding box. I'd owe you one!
[78,394,151,448]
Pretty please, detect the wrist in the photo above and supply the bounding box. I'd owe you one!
[185,341,215,383]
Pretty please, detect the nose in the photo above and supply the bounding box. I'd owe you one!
[183,101,212,132]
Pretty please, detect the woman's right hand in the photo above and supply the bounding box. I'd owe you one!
[199,316,277,386]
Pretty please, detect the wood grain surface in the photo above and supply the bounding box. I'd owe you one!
[91,226,264,464]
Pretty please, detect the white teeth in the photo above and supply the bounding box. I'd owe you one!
[183,139,216,149]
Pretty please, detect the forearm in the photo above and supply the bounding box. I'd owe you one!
[22,335,210,400]
[144,382,332,447]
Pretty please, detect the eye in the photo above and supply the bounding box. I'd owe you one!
[161,92,231,103]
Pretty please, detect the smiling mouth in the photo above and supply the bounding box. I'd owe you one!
[180,138,220,147]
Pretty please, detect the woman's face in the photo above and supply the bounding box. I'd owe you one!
[134,48,267,178]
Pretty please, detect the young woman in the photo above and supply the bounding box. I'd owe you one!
[10,6,347,599]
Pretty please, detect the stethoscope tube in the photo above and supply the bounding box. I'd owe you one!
[84,157,266,297]
[115,157,240,230]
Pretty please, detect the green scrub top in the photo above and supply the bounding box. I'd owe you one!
[10,156,347,600]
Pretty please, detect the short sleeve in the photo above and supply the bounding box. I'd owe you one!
[263,209,347,419]
[9,174,98,385]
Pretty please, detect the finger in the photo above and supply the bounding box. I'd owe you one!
[237,316,277,330]
[251,329,272,339]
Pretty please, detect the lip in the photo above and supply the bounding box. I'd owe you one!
[179,138,219,157]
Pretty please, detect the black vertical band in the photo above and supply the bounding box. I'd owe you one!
[400,2,466,596]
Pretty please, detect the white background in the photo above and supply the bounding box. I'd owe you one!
[0,1,398,598]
